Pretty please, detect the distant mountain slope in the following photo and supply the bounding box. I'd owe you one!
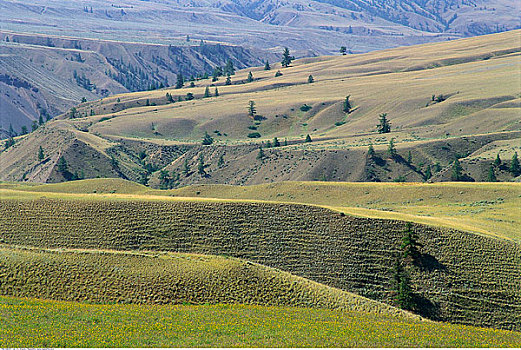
[1,0,519,57]
[0,31,273,137]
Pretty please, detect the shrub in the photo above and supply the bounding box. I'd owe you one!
[247,132,261,138]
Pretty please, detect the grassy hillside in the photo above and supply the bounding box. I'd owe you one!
[165,181,521,242]
[1,30,519,185]
[0,246,407,316]
[8,179,520,241]
[1,296,520,348]
[1,190,519,330]
[0,30,270,137]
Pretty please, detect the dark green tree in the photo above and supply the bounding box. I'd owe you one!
[281,47,294,68]
[308,75,314,83]
[186,92,194,100]
[450,159,463,181]
[218,154,225,167]
[21,126,28,135]
[182,158,190,176]
[247,71,254,83]
[392,259,415,311]
[57,156,68,173]
[407,150,413,164]
[264,60,271,70]
[451,159,463,181]
[225,75,232,85]
[197,154,206,176]
[4,137,15,150]
[8,124,16,137]
[224,59,235,76]
[39,114,44,125]
[31,121,38,132]
[368,144,375,158]
[38,146,45,161]
[175,73,184,89]
[70,107,78,119]
[343,95,352,113]
[510,152,520,176]
[487,165,497,182]
[202,131,214,145]
[377,113,391,133]
[434,162,442,173]
[401,222,422,262]
[387,138,397,158]
[340,46,347,55]
[257,147,265,160]
[214,87,219,96]
[273,137,280,147]
[204,86,211,98]
[494,153,501,167]
[305,134,312,143]
[248,101,256,117]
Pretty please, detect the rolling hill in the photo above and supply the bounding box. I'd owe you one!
[0,31,273,137]
[1,183,520,330]
[1,30,520,185]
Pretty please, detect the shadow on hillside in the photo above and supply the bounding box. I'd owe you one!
[414,294,440,319]
[418,253,447,272]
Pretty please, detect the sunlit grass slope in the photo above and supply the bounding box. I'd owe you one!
[0,246,407,317]
[1,296,520,348]
[165,181,521,242]
[1,186,520,330]
[6,178,520,241]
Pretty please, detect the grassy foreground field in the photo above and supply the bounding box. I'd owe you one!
[1,296,520,348]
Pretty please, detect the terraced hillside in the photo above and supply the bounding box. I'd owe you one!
[0,246,408,316]
[1,189,520,330]
[1,30,519,185]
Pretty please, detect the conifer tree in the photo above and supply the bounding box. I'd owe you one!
[308,75,314,83]
[202,131,214,145]
[273,137,280,147]
[377,113,391,133]
[38,146,44,161]
[451,159,463,181]
[218,154,225,167]
[494,153,501,167]
[367,144,375,158]
[214,87,219,96]
[487,165,497,182]
[401,222,422,262]
[197,154,206,175]
[182,158,190,176]
[281,47,294,68]
[225,75,232,85]
[247,71,254,83]
[257,147,265,160]
[175,73,184,89]
[510,152,520,176]
[305,134,312,143]
[387,138,397,158]
[264,60,271,70]
[343,95,352,113]
[248,101,256,117]
[204,86,211,98]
